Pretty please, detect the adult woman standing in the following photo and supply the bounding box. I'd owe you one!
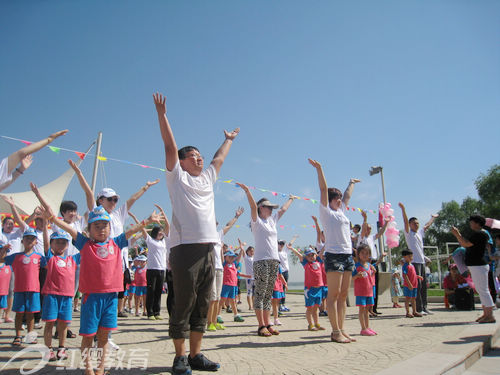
[309,158,360,343]
[451,215,496,323]
[236,182,295,336]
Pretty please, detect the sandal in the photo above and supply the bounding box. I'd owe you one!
[67,329,76,339]
[406,313,414,318]
[330,330,350,343]
[478,316,496,324]
[341,330,356,342]
[266,325,279,335]
[257,326,272,337]
[12,336,22,346]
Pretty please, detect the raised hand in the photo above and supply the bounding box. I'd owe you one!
[398,202,405,210]
[450,226,460,237]
[311,215,318,222]
[361,210,367,220]
[235,182,249,192]
[148,210,162,225]
[235,206,244,217]
[431,214,439,218]
[20,155,33,171]
[68,159,81,172]
[350,178,361,184]
[153,93,167,115]
[147,179,160,188]
[237,238,246,248]
[308,158,321,169]
[224,128,240,141]
[48,130,69,142]
[0,195,15,206]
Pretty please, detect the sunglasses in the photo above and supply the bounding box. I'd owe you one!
[106,197,119,203]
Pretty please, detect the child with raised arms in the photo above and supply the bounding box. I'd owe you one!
[402,249,423,318]
[241,243,255,311]
[352,244,377,336]
[0,243,13,334]
[31,182,160,375]
[131,255,148,317]
[3,227,47,346]
[40,225,80,361]
[220,249,250,323]
[288,244,326,331]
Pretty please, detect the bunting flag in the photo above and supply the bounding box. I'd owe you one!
[1,134,379,214]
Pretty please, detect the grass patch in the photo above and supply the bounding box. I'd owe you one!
[427,289,445,296]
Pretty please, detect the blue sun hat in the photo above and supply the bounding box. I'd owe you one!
[88,206,111,224]
[23,228,37,238]
[224,250,236,257]
[50,230,71,241]
[304,248,316,256]
[136,255,147,261]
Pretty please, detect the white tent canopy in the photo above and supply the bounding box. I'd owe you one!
[0,158,84,216]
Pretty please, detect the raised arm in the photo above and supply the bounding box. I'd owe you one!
[223,207,244,235]
[375,217,390,240]
[154,204,170,236]
[68,159,95,212]
[128,211,148,239]
[125,211,162,240]
[287,243,303,263]
[153,93,178,172]
[312,216,322,244]
[0,155,33,192]
[7,130,68,174]
[398,202,410,234]
[126,179,160,210]
[0,195,28,230]
[360,210,368,238]
[450,227,473,248]
[210,128,240,176]
[40,207,51,255]
[343,178,361,206]
[236,183,257,222]
[278,195,297,220]
[424,214,439,231]
[308,159,328,207]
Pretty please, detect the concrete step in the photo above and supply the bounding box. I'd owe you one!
[461,337,500,375]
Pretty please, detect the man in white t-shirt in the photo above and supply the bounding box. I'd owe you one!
[399,202,438,315]
[154,92,239,374]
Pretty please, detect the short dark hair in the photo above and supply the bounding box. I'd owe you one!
[356,243,370,260]
[60,200,78,215]
[469,214,486,227]
[2,216,14,226]
[402,249,413,256]
[409,217,418,223]
[495,234,500,240]
[150,226,161,239]
[246,246,254,255]
[178,146,199,160]
[353,224,361,231]
[327,188,342,203]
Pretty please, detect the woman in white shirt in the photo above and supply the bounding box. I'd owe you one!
[309,158,360,343]
[237,183,295,337]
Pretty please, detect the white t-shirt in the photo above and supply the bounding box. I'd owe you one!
[244,255,254,279]
[278,248,289,272]
[404,228,425,264]
[1,227,23,255]
[213,230,224,270]
[0,157,13,191]
[146,234,168,270]
[165,161,218,247]
[251,211,279,262]
[319,203,352,255]
[316,241,325,252]
[359,235,378,261]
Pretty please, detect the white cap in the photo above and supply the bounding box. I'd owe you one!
[97,188,120,199]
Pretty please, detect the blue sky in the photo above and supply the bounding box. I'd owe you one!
[1,0,499,253]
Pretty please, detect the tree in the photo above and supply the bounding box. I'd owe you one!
[476,164,500,218]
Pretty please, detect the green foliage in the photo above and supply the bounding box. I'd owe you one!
[475,164,500,218]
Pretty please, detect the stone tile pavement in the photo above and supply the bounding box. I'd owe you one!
[0,293,498,375]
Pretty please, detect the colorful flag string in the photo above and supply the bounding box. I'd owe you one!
[1,134,378,214]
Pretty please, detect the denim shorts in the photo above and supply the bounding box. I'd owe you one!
[324,253,355,273]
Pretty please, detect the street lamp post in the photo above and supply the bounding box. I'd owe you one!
[369,166,391,270]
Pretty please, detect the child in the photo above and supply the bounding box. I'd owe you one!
[271,266,287,327]
[242,245,255,311]
[352,244,377,336]
[0,243,13,333]
[3,227,47,346]
[287,244,326,331]
[31,183,160,375]
[41,229,80,361]
[131,255,147,317]
[402,250,424,318]
[390,268,403,308]
[220,250,250,323]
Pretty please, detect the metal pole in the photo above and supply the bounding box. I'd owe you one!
[380,168,387,204]
[379,168,391,270]
[91,132,103,195]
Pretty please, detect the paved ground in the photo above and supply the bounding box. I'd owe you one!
[0,293,498,375]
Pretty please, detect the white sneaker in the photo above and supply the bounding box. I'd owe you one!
[108,339,120,351]
[21,324,27,330]
[274,319,282,326]
[34,322,43,329]
[420,311,428,316]
[24,331,38,344]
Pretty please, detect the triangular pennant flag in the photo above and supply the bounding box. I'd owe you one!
[140,165,149,168]
[311,199,317,204]
[303,198,310,201]
[312,225,316,228]
[279,225,284,229]
[21,140,32,145]
[160,168,166,172]
[75,152,85,160]
[235,225,240,228]
[281,193,287,197]
[98,156,107,161]
[223,180,233,183]
[48,146,61,154]
[271,192,278,196]
[259,188,267,192]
